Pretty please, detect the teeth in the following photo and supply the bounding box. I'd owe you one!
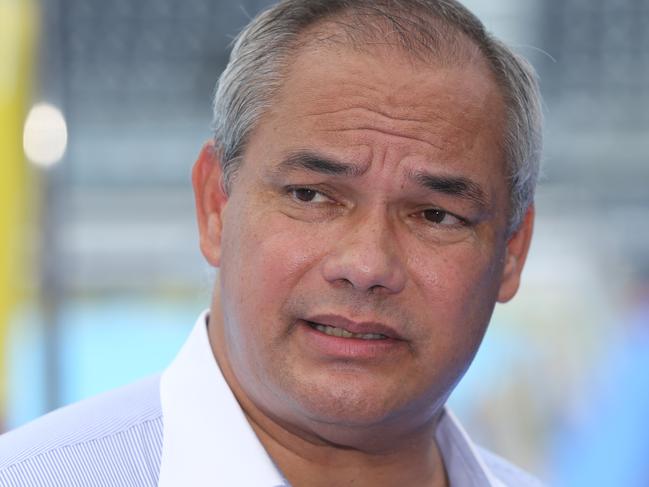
[313,323,387,340]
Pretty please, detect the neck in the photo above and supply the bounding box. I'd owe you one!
[208,287,449,487]
[246,404,449,487]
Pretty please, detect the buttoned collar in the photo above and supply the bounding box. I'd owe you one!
[159,311,503,486]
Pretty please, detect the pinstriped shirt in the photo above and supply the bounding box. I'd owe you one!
[0,375,163,486]
[0,312,543,486]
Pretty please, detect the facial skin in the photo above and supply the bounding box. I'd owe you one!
[193,41,534,486]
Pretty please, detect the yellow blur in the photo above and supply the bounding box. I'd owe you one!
[0,0,37,426]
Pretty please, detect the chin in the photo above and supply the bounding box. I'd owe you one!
[285,374,426,431]
[294,394,438,452]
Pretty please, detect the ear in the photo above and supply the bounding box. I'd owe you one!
[192,141,228,267]
[497,206,535,303]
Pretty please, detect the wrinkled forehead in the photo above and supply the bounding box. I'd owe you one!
[246,33,508,187]
[268,21,506,155]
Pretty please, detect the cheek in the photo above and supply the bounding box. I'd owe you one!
[409,239,501,302]
[218,208,329,389]
[229,222,319,287]
[219,205,324,328]
[409,242,504,352]
[411,253,503,399]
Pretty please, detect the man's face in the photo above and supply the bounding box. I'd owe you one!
[196,44,532,442]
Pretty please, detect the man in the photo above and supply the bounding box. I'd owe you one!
[0,0,543,485]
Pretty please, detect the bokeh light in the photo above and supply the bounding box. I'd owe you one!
[22,102,68,168]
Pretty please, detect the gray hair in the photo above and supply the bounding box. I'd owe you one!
[212,0,543,233]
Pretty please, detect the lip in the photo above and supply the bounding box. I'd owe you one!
[296,314,407,361]
[304,314,404,340]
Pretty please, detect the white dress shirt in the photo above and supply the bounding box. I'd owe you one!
[159,311,542,487]
[0,311,543,486]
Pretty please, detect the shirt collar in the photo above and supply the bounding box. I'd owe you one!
[158,310,286,487]
[436,409,506,487]
[159,311,502,487]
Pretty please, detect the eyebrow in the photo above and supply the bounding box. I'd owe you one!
[410,170,488,208]
[270,150,488,208]
[272,151,367,177]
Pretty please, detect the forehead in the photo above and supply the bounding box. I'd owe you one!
[242,41,507,188]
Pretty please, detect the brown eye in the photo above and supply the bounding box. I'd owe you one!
[423,209,447,224]
[289,187,331,204]
[293,188,317,202]
[421,209,464,227]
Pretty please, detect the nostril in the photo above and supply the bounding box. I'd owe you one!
[330,278,354,290]
[369,284,385,294]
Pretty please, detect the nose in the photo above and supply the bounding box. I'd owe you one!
[321,211,407,294]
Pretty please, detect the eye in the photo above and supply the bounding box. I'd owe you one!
[289,187,330,204]
[422,209,464,226]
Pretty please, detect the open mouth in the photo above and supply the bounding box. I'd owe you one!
[306,320,388,340]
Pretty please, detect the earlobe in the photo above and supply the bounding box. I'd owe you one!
[497,206,535,303]
[192,141,228,267]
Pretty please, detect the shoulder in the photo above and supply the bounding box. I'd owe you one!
[479,447,546,487]
[0,374,163,486]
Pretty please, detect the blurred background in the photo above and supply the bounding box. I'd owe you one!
[1,0,648,485]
